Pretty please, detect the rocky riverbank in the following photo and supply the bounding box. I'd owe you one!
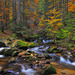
[0,38,75,75]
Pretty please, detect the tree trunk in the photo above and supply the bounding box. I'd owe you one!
[17,0,20,24]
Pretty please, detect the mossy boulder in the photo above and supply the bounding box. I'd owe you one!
[29,57,35,61]
[4,48,18,56]
[42,65,56,75]
[72,54,75,57]
[12,51,20,56]
[0,49,5,54]
[43,53,52,59]
[47,48,54,53]
[0,42,6,47]
[12,40,35,49]
[47,47,63,53]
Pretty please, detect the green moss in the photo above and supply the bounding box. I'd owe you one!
[73,54,75,57]
[47,48,54,53]
[32,35,39,38]
[12,51,20,56]
[4,49,14,56]
[4,48,18,56]
[12,40,35,48]
[29,57,35,61]
[42,65,56,75]
[43,53,51,59]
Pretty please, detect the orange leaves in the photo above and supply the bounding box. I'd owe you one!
[0,19,6,23]
[68,1,75,12]
[33,0,39,4]
[54,26,59,29]
[33,11,40,20]
[70,0,75,2]
[30,24,34,29]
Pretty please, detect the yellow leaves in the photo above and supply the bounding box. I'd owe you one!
[48,4,53,8]
[39,21,44,26]
[31,53,33,57]
[48,19,62,24]
[24,9,29,12]
[57,22,62,26]
[56,14,62,17]
[9,13,13,20]
[52,30,57,33]
[68,52,71,55]
[24,9,32,15]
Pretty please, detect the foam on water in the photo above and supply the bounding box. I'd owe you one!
[43,39,53,44]
[0,47,10,58]
[0,55,4,58]
[21,65,37,75]
[15,63,37,75]
[0,47,10,51]
[60,56,75,66]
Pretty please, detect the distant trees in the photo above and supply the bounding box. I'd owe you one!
[0,0,74,42]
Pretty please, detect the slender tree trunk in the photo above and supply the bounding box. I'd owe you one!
[62,0,66,25]
[17,0,20,24]
[22,0,25,25]
[13,0,16,25]
[66,0,68,14]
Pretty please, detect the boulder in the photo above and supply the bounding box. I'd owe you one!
[43,53,52,59]
[0,42,6,47]
[12,51,20,56]
[47,47,63,53]
[4,48,19,56]
[12,40,35,49]
[42,65,56,75]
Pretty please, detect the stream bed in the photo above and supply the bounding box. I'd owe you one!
[0,39,75,75]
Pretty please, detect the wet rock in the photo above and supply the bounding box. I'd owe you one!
[0,42,6,47]
[29,57,35,61]
[46,61,50,64]
[4,48,19,56]
[7,38,12,42]
[0,49,5,54]
[35,60,39,63]
[19,46,28,50]
[9,57,16,63]
[37,54,44,58]
[42,65,56,75]
[47,47,63,53]
[72,54,75,57]
[27,50,34,53]
[43,53,52,59]
[47,48,54,53]
[12,51,20,57]
[4,49,14,56]
[25,52,30,55]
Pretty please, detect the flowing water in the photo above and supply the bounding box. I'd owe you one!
[0,39,75,75]
[28,46,75,69]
